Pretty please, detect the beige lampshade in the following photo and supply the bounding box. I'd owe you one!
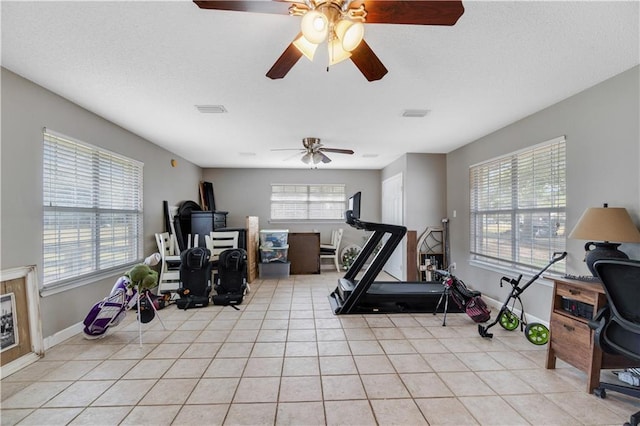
[568,206,640,243]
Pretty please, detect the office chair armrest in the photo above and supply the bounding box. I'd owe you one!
[589,306,611,352]
[589,306,610,330]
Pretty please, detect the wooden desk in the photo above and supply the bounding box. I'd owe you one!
[545,276,636,393]
[288,232,320,274]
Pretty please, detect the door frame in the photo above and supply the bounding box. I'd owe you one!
[381,173,404,280]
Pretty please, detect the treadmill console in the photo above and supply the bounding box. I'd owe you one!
[345,210,365,229]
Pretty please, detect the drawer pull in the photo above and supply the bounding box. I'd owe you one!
[563,324,575,332]
[569,289,581,296]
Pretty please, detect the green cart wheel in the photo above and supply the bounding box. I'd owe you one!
[525,322,549,345]
[499,311,519,331]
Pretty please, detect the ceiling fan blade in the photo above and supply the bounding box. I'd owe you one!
[266,36,303,79]
[352,1,464,26]
[320,153,332,164]
[271,148,304,151]
[283,151,303,161]
[193,1,292,15]
[350,40,388,82]
[320,148,354,155]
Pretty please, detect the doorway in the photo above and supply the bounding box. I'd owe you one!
[381,173,404,280]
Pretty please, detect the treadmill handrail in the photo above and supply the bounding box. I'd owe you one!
[346,210,407,234]
[334,213,407,313]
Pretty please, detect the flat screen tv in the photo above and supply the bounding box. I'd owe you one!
[348,191,361,220]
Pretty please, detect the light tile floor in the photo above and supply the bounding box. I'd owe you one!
[2,271,639,425]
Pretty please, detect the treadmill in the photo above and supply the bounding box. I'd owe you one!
[328,209,462,315]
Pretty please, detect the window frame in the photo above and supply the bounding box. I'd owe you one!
[469,136,567,274]
[42,128,144,294]
[270,183,346,222]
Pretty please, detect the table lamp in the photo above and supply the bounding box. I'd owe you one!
[568,203,640,275]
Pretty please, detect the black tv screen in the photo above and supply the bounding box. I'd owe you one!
[348,191,361,220]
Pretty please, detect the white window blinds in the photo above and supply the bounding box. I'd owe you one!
[271,184,346,220]
[43,129,143,288]
[469,136,566,272]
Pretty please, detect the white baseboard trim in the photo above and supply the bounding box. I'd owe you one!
[38,298,547,352]
[43,322,83,350]
[1,353,41,379]
[2,323,82,379]
[482,295,549,327]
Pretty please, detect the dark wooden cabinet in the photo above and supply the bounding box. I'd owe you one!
[288,232,320,274]
[191,211,228,246]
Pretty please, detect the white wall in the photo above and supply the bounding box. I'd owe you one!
[202,168,381,255]
[446,65,640,321]
[1,68,203,338]
[405,153,447,234]
[381,153,448,277]
[406,153,448,278]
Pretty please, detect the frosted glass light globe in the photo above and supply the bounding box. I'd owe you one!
[301,10,329,44]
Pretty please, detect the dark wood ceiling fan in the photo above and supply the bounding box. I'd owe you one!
[193,1,464,81]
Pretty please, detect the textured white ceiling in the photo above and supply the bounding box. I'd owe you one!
[2,1,638,169]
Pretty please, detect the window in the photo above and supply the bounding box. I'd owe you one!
[271,184,346,221]
[43,129,143,289]
[469,136,566,272]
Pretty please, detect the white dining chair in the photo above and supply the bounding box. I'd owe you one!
[320,228,343,272]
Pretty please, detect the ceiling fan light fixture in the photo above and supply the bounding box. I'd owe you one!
[312,151,324,164]
[327,38,351,66]
[302,152,313,164]
[301,10,329,44]
[335,19,364,51]
[293,35,319,60]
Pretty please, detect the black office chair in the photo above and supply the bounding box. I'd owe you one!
[590,259,640,426]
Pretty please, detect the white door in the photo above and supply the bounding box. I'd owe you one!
[381,173,404,280]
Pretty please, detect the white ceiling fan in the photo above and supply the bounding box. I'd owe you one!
[273,137,355,164]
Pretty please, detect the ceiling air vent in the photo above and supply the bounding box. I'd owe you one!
[196,105,227,114]
[402,109,430,118]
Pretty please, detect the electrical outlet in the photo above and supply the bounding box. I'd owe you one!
[450,262,456,270]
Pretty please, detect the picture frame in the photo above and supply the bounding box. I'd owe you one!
[0,266,43,378]
[1,293,19,352]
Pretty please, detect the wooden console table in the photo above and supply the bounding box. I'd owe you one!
[545,276,637,393]
[288,232,320,274]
